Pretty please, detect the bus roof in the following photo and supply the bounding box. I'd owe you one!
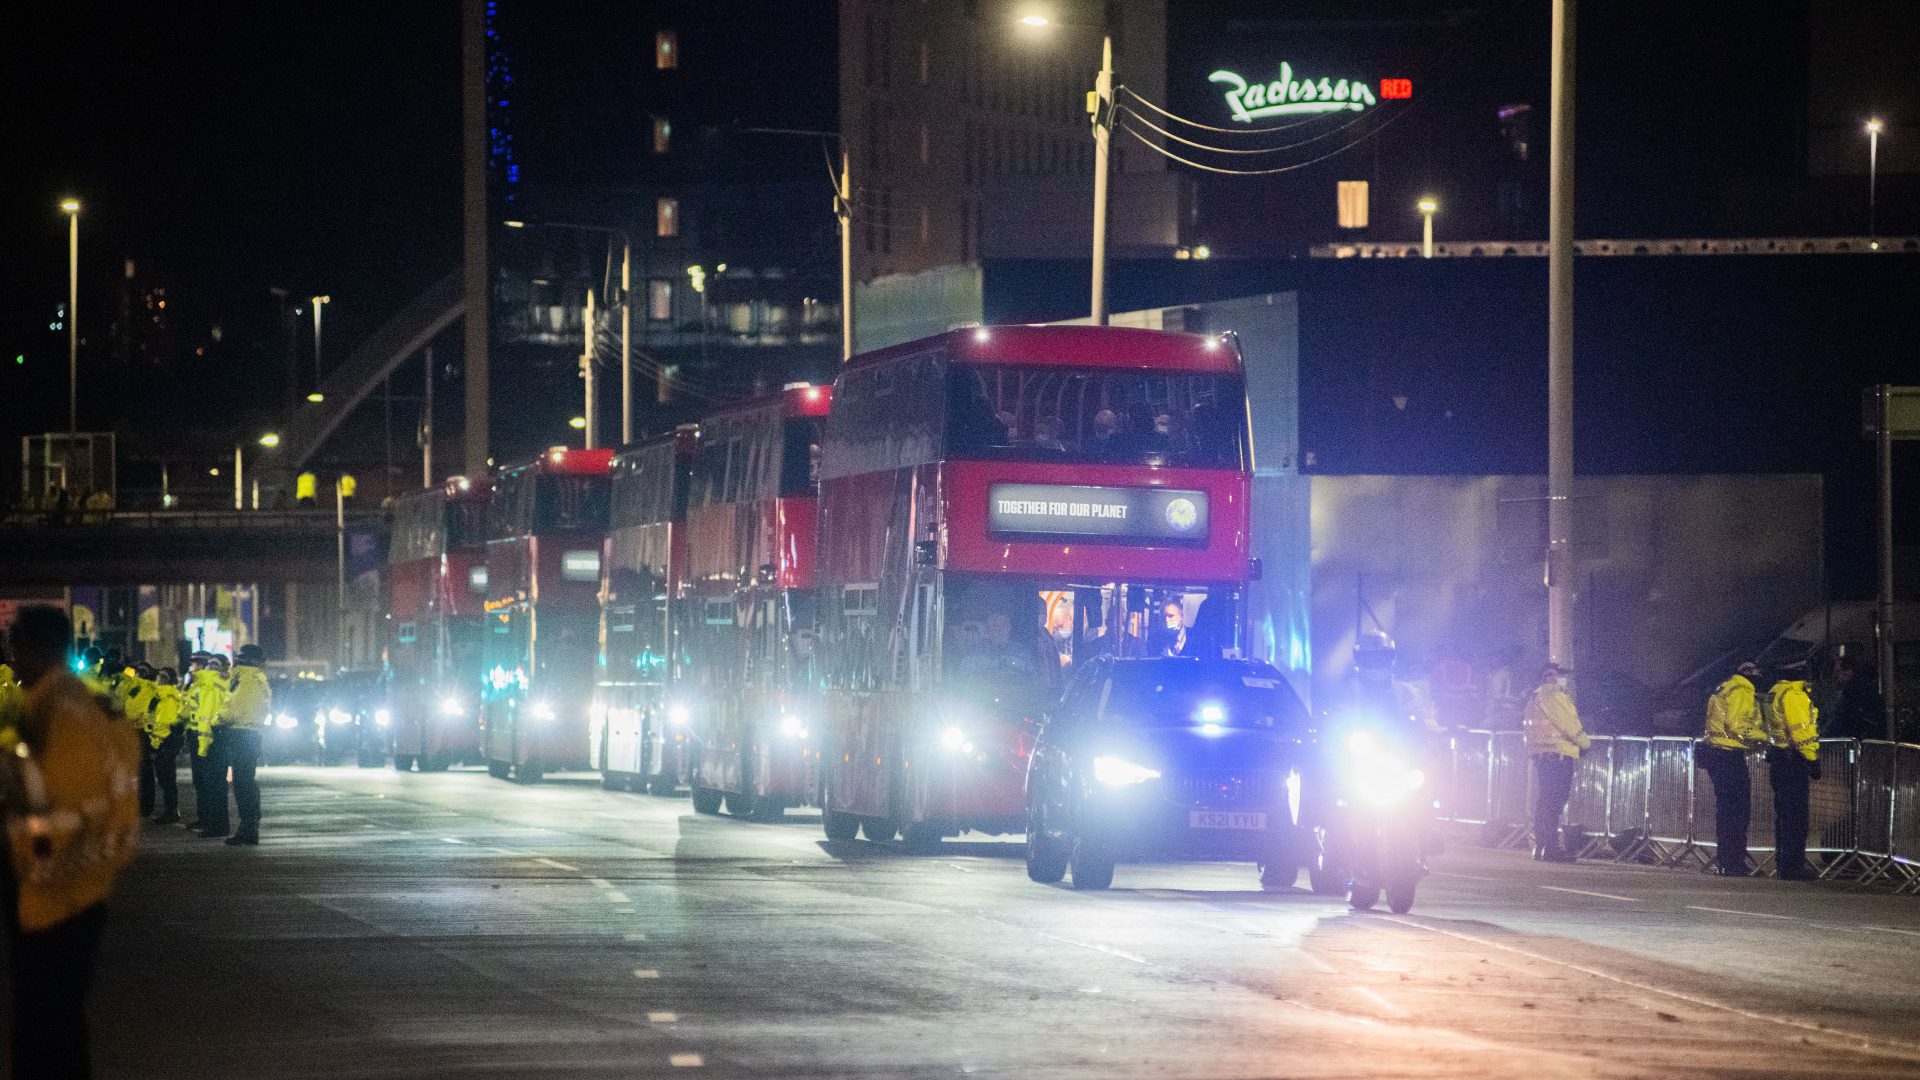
[504,447,615,476]
[697,382,832,424]
[843,325,1241,375]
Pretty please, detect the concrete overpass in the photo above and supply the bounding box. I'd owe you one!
[0,510,383,586]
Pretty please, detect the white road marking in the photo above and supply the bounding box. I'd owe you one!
[1350,987,1408,1016]
[1862,925,1920,938]
[485,846,529,857]
[669,1053,703,1067]
[623,932,649,941]
[535,858,580,872]
[1687,905,1794,920]
[1540,885,1641,902]
[1033,932,1147,964]
[633,969,660,979]
[615,907,637,914]
[648,1011,678,1023]
[441,837,468,845]
[604,891,631,903]
[1293,950,1338,974]
[587,877,613,889]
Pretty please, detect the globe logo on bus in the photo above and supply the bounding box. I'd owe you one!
[1164,497,1199,533]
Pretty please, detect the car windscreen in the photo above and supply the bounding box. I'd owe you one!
[1099,665,1308,733]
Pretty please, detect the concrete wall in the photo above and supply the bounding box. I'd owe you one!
[1306,474,1825,718]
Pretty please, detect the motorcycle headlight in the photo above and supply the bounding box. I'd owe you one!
[938,725,972,754]
[1343,731,1425,806]
[1093,755,1160,787]
[373,708,392,728]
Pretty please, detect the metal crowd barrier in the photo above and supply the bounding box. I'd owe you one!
[1430,731,1920,891]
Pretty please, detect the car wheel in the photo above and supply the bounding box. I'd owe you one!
[861,818,897,843]
[1026,832,1069,885]
[1069,838,1115,891]
[1259,858,1298,892]
[486,759,512,781]
[392,754,416,773]
[901,821,942,854]
[822,804,861,842]
[1308,862,1347,897]
[691,787,724,815]
[1348,881,1381,911]
[1386,877,1418,915]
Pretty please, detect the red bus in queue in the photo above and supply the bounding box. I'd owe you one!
[481,446,614,782]
[681,383,832,819]
[384,475,493,771]
[593,426,697,794]
[815,325,1255,851]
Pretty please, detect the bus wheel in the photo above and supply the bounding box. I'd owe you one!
[487,759,512,781]
[419,756,449,772]
[515,763,544,785]
[646,773,679,797]
[691,787,723,815]
[750,795,785,823]
[902,822,943,855]
[392,754,416,773]
[822,804,860,842]
[861,819,897,843]
[601,771,626,792]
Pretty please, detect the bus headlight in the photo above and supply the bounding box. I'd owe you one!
[274,713,298,730]
[778,714,808,740]
[373,708,392,728]
[530,701,556,722]
[327,708,351,726]
[668,703,691,727]
[439,696,464,717]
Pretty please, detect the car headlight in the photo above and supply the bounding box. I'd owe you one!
[439,696,463,717]
[328,708,351,726]
[274,713,297,730]
[530,701,556,722]
[373,708,392,728]
[778,714,808,740]
[938,725,973,754]
[1093,755,1160,786]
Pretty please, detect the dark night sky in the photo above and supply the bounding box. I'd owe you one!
[3,3,460,440]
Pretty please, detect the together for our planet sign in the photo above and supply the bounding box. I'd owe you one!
[988,483,1210,544]
[1209,63,1381,123]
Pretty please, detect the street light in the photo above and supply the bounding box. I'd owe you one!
[60,198,80,437]
[1019,14,1114,324]
[311,295,331,389]
[568,416,587,430]
[1866,118,1883,241]
[258,432,281,448]
[1417,196,1438,258]
[306,392,326,404]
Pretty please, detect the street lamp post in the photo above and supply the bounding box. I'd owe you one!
[1020,16,1113,325]
[1418,197,1438,258]
[311,295,331,388]
[734,127,855,361]
[504,220,632,442]
[582,288,598,450]
[61,199,80,437]
[1866,118,1883,240]
[1546,0,1577,671]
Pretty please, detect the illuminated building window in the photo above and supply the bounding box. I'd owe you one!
[648,279,673,321]
[656,196,679,238]
[652,117,671,154]
[1337,180,1370,229]
[655,30,678,70]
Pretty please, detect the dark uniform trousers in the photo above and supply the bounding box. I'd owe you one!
[11,903,109,1080]
[141,730,184,817]
[1531,753,1577,851]
[199,734,230,835]
[224,727,264,838]
[1697,745,1751,873]
[1767,747,1812,877]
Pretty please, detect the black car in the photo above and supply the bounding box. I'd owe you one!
[1024,657,1316,891]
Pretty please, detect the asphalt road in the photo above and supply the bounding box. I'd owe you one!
[71,766,1920,1079]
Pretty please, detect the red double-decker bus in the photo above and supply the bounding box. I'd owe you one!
[815,325,1255,851]
[593,426,696,794]
[384,475,493,771]
[481,447,613,783]
[681,383,832,819]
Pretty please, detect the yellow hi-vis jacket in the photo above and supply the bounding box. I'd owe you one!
[1764,680,1820,763]
[1704,674,1765,750]
[186,669,228,757]
[108,670,142,721]
[220,665,271,731]
[1523,681,1591,758]
[123,676,159,730]
[0,664,22,749]
[148,684,186,748]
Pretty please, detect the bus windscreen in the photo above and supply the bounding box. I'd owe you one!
[946,366,1247,469]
